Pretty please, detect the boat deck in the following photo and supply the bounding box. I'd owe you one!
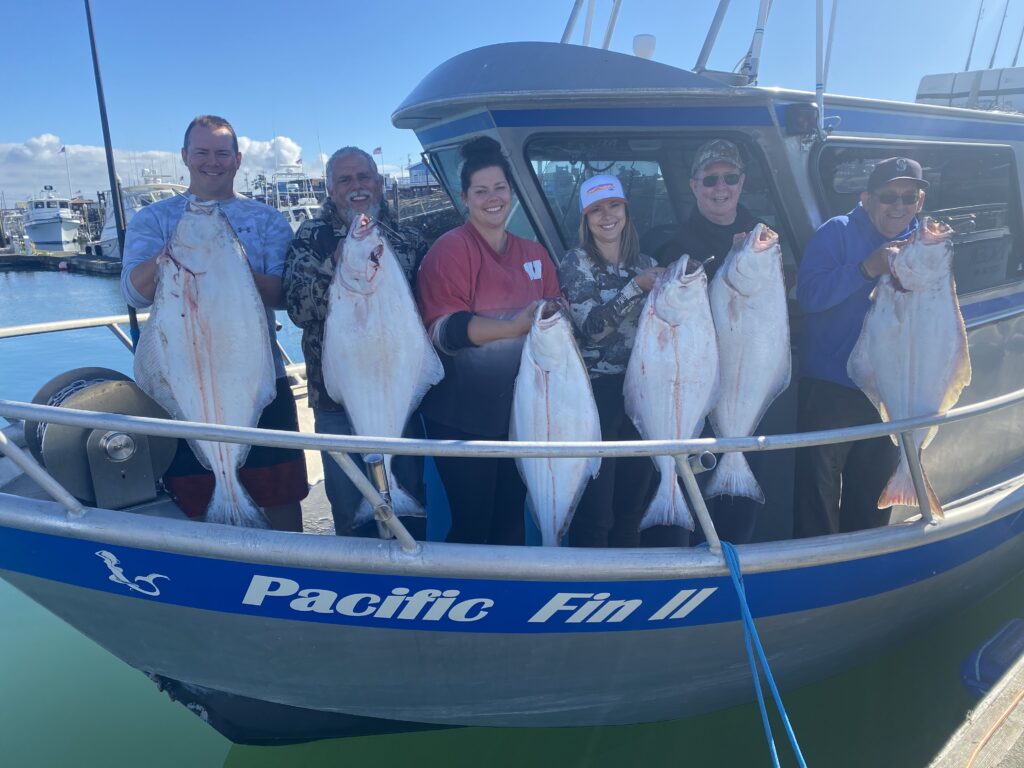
[930,651,1024,767]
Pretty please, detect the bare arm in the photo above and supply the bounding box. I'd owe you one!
[128,253,161,303]
[467,301,539,345]
[251,270,285,309]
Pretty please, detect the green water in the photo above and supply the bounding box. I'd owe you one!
[0,270,1020,767]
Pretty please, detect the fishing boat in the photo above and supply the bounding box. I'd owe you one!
[270,164,325,233]
[88,172,187,260]
[22,186,85,254]
[4,24,1024,749]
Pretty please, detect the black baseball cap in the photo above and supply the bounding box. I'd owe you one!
[867,157,929,192]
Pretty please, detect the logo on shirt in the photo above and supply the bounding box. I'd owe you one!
[523,260,543,280]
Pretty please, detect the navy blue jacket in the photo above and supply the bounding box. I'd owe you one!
[796,204,919,389]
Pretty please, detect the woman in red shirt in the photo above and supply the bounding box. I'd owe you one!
[417,137,560,545]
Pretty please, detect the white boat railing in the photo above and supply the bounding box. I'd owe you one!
[3,314,1024,555]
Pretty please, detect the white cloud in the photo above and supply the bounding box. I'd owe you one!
[0,133,307,204]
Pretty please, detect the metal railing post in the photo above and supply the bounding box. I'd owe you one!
[675,454,722,556]
[0,429,84,518]
[898,431,936,524]
[326,451,418,553]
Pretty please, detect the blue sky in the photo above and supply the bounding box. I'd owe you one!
[0,0,1011,202]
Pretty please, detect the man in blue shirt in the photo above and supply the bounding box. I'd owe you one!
[794,157,929,537]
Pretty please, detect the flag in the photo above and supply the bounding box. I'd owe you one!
[372,147,382,155]
[58,146,66,154]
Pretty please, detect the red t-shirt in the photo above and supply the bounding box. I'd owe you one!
[418,223,560,330]
[416,223,560,437]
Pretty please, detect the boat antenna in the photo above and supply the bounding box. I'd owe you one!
[1013,20,1024,66]
[966,0,985,70]
[601,0,623,49]
[561,0,585,43]
[989,0,1011,69]
[82,0,137,346]
[822,0,838,91]
[737,0,772,84]
[695,0,732,74]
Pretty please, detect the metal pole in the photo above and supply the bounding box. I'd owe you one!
[63,148,73,200]
[675,455,722,556]
[0,430,84,518]
[816,0,825,137]
[82,0,136,345]
[695,0,733,73]
[823,0,839,90]
[739,0,773,84]
[326,452,418,553]
[990,0,1011,69]
[601,0,623,49]
[582,0,596,47]
[560,0,585,43]
[898,432,936,524]
[1012,21,1024,66]
[966,0,985,70]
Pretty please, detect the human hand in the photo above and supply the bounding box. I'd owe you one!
[513,300,542,335]
[861,239,907,279]
[634,267,666,293]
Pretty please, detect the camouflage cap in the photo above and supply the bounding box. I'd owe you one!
[691,139,744,176]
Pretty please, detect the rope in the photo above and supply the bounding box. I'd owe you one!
[720,540,808,768]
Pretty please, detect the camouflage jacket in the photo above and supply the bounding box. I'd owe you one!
[284,199,429,411]
[557,247,657,378]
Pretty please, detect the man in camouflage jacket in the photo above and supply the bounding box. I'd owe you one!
[284,146,428,537]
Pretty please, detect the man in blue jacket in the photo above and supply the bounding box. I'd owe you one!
[794,157,929,537]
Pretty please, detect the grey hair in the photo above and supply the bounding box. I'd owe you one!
[326,147,379,187]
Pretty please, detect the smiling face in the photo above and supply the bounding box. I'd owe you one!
[861,180,925,240]
[181,124,240,201]
[584,198,627,253]
[329,153,383,224]
[461,165,512,234]
[690,161,745,226]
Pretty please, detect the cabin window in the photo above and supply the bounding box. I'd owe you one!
[424,144,542,244]
[818,144,1023,295]
[33,202,44,209]
[47,201,58,209]
[524,134,791,270]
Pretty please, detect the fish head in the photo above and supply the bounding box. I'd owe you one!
[651,255,708,325]
[889,218,954,291]
[723,223,781,287]
[338,214,387,293]
[527,299,576,371]
[167,201,235,273]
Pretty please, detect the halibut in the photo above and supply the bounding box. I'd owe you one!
[706,224,791,502]
[625,257,719,531]
[847,218,972,516]
[134,201,275,527]
[322,214,443,521]
[511,302,601,546]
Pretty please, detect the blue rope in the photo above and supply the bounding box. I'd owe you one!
[720,540,808,768]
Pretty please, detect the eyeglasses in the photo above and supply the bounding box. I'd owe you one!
[875,190,921,205]
[698,173,742,188]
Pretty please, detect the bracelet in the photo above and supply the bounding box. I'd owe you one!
[858,260,871,280]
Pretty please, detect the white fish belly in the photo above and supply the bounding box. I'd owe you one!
[511,344,600,547]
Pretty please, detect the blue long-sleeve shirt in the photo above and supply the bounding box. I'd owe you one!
[796,203,919,389]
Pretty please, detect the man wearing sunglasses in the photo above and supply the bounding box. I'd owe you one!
[794,157,929,538]
[284,146,429,539]
[656,138,760,279]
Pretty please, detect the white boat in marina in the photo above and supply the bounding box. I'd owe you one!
[270,164,325,233]
[22,186,84,254]
[88,172,186,260]
[5,6,1024,750]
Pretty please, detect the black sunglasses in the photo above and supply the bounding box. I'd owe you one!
[698,173,742,188]
[875,190,921,205]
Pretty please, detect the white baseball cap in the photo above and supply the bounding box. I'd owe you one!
[579,174,625,213]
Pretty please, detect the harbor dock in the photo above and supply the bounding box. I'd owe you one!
[0,250,120,276]
[930,650,1024,767]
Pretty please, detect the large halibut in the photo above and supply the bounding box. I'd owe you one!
[134,201,276,527]
[511,302,601,546]
[625,257,719,531]
[847,218,972,516]
[706,224,791,502]
[322,214,443,520]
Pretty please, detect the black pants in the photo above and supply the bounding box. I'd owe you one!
[794,378,899,537]
[568,375,656,548]
[423,418,526,545]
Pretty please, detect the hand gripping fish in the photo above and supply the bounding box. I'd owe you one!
[134,201,276,527]
[706,224,791,502]
[848,218,972,516]
[625,257,720,531]
[322,214,443,522]
[510,301,601,546]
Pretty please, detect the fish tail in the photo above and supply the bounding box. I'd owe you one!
[354,482,425,529]
[204,472,268,528]
[640,469,695,531]
[704,452,765,503]
[877,459,945,519]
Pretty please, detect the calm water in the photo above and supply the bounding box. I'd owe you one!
[0,269,1021,767]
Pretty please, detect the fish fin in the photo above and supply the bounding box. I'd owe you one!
[204,472,268,528]
[704,452,765,503]
[877,459,944,518]
[640,468,695,531]
[354,482,425,529]
[411,346,445,410]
